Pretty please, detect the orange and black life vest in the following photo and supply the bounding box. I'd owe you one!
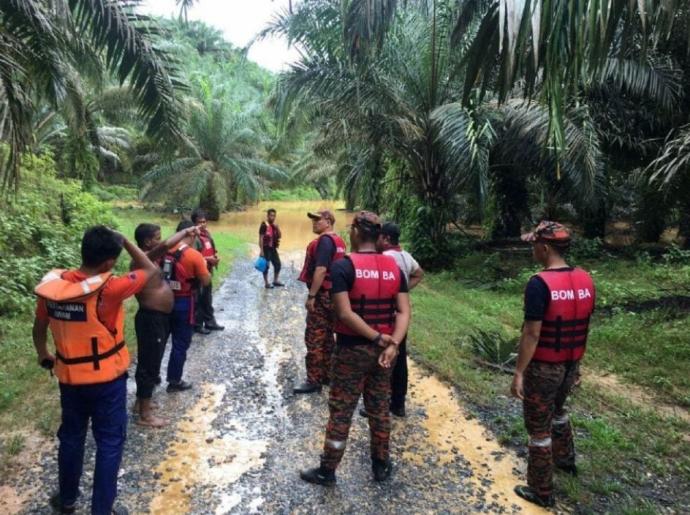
[298,233,347,290]
[334,253,402,336]
[34,269,129,385]
[161,244,195,297]
[533,268,596,363]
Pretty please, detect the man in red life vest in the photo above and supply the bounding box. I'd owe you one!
[294,209,347,394]
[164,220,211,393]
[33,226,158,514]
[259,208,283,289]
[300,211,411,486]
[511,221,596,508]
[191,209,224,334]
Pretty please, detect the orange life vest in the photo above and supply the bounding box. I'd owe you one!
[34,269,129,385]
[298,233,347,290]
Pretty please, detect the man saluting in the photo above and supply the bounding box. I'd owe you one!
[300,211,410,485]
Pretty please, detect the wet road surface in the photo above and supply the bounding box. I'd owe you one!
[13,253,547,514]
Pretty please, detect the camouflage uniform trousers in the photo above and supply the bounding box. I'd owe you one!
[523,359,579,497]
[304,290,335,385]
[320,343,393,471]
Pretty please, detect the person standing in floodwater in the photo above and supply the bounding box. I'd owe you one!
[294,210,347,394]
[259,208,283,289]
[300,211,410,486]
[511,221,596,508]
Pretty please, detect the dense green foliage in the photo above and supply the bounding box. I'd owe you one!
[0,152,117,317]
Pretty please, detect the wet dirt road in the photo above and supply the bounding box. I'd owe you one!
[13,252,546,514]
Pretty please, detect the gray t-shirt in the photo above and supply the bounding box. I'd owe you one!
[383,249,420,283]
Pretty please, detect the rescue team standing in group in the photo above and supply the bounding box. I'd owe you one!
[32,205,594,513]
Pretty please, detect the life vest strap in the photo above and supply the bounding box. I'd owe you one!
[536,339,586,350]
[56,340,126,367]
[539,328,589,338]
[541,317,590,328]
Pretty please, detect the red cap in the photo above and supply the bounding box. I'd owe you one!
[307,210,336,224]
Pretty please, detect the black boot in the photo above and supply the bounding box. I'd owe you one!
[167,380,193,393]
[300,466,336,486]
[372,458,393,482]
[49,494,75,514]
[293,382,322,394]
[514,485,555,508]
[390,404,406,418]
[205,322,224,331]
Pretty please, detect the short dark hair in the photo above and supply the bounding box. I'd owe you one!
[191,208,207,223]
[134,223,160,248]
[177,219,194,232]
[267,208,276,215]
[549,241,571,256]
[381,222,401,245]
[81,225,124,268]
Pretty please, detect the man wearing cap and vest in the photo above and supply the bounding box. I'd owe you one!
[191,209,224,334]
[300,211,411,486]
[131,223,199,428]
[164,220,211,393]
[259,208,283,289]
[294,209,347,394]
[511,221,596,508]
[360,221,424,418]
[33,225,159,514]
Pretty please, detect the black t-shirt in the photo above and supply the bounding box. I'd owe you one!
[315,236,336,268]
[523,267,574,321]
[331,254,409,345]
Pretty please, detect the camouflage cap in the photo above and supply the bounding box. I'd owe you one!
[521,221,572,243]
[307,209,336,224]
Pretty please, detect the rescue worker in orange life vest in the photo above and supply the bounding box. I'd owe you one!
[294,209,347,394]
[164,219,211,393]
[33,226,159,515]
[511,221,596,508]
[191,208,224,334]
[300,211,411,486]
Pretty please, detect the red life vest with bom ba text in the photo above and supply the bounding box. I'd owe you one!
[334,253,402,337]
[533,268,596,363]
[298,233,347,290]
[160,244,195,297]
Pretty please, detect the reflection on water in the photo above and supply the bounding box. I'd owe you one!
[211,200,354,251]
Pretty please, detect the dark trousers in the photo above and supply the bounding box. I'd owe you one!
[523,360,579,497]
[321,344,392,471]
[134,308,170,399]
[262,246,281,277]
[390,336,408,410]
[58,374,127,514]
[304,290,335,385]
[166,297,193,384]
[195,281,216,327]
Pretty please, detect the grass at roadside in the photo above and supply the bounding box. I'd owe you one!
[409,251,690,511]
[0,207,248,470]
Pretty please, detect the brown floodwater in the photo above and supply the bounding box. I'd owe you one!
[210,201,354,252]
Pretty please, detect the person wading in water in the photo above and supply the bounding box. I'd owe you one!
[294,210,347,394]
[259,208,283,289]
[132,223,199,428]
[512,221,596,508]
[300,211,410,486]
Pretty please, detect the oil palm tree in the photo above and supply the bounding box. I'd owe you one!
[142,82,284,218]
[0,0,185,190]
